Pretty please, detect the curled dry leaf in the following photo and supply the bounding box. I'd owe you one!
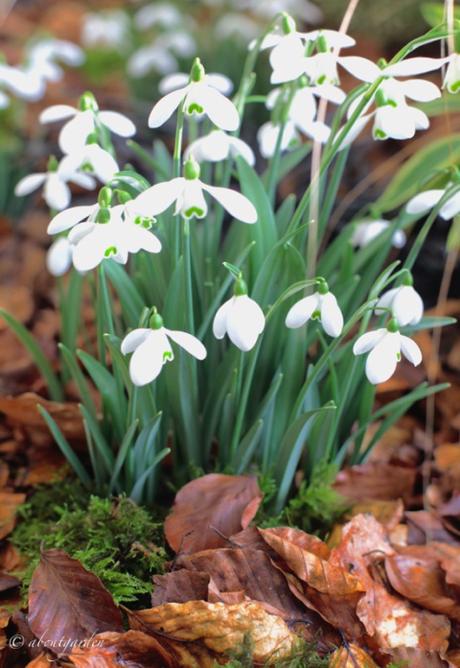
[258,526,330,559]
[129,600,298,666]
[0,491,26,540]
[328,643,379,667]
[0,393,85,442]
[28,549,123,654]
[152,570,210,607]
[0,572,20,593]
[333,463,416,503]
[385,547,460,621]
[406,511,460,545]
[69,630,175,668]
[164,474,262,554]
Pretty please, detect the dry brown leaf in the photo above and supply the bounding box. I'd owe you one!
[25,654,56,667]
[328,644,378,667]
[28,549,123,655]
[164,474,262,554]
[385,548,460,620]
[333,463,416,503]
[68,630,175,668]
[406,511,460,545]
[0,491,26,539]
[258,526,330,559]
[0,393,85,442]
[435,445,460,472]
[0,573,20,593]
[152,570,210,607]
[388,648,452,667]
[0,286,34,331]
[348,499,404,531]
[129,600,298,666]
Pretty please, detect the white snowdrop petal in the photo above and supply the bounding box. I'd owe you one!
[121,328,151,354]
[48,205,96,234]
[98,111,136,137]
[385,57,447,77]
[393,230,407,248]
[306,120,331,144]
[320,292,343,337]
[69,172,96,190]
[353,329,386,355]
[199,85,240,131]
[159,73,189,94]
[59,111,94,154]
[374,105,415,141]
[229,136,255,166]
[44,174,71,211]
[269,34,305,73]
[213,301,230,340]
[202,183,257,224]
[128,47,177,77]
[402,79,441,102]
[285,294,319,329]
[46,237,73,277]
[14,173,46,197]
[338,56,381,82]
[148,87,188,128]
[376,287,399,311]
[336,114,371,150]
[309,29,355,49]
[411,108,429,131]
[39,104,76,124]
[86,145,119,182]
[186,131,229,162]
[165,329,207,360]
[400,336,422,366]
[129,332,166,386]
[393,286,424,326]
[226,297,264,352]
[365,334,400,384]
[180,180,208,219]
[406,189,444,215]
[68,221,95,244]
[72,232,110,272]
[313,84,346,105]
[439,192,460,220]
[132,178,183,216]
[206,73,233,95]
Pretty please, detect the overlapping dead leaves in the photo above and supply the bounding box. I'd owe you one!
[0,470,460,667]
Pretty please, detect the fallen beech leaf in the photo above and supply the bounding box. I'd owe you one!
[258,527,362,596]
[152,570,210,607]
[349,499,404,530]
[69,630,175,668]
[0,285,34,331]
[406,511,460,545]
[164,474,262,554]
[328,644,378,667]
[25,654,54,667]
[334,463,416,503]
[0,573,20,593]
[28,550,123,654]
[0,393,85,442]
[258,526,330,559]
[0,463,8,488]
[385,548,460,620]
[0,491,26,539]
[176,547,308,620]
[388,648,452,667]
[435,445,460,472]
[129,600,298,665]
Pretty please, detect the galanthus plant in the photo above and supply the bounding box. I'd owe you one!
[5,13,459,512]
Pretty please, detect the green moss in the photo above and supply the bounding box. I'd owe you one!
[11,479,168,606]
[217,636,329,667]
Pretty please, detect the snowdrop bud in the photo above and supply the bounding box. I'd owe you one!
[285,280,343,337]
[116,190,132,205]
[281,13,296,35]
[47,155,59,172]
[375,273,424,327]
[190,57,205,83]
[234,276,248,296]
[98,186,112,208]
[316,34,328,53]
[149,309,164,330]
[184,155,201,180]
[96,208,111,224]
[79,91,98,112]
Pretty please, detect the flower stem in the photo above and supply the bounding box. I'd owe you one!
[183,218,195,334]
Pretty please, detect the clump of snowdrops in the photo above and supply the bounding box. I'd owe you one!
[5,12,460,511]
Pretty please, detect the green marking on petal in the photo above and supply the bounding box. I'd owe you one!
[104,245,117,258]
[311,309,321,320]
[163,350,173,362]
[184,206,204,218]
[450,79,460,93]
[316,74,326,85]
[187,103,204,115]
[396,352,401,361]
[374,128,387,140]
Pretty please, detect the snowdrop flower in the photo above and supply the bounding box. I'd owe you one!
[353,319,422,385]
[257,121,299,159]
[128,32,196,77]
[129,156,257,223]
[14,156,95,211]
[285,279,343,337]
[121,309,207,387]
[270,27,355,85]
[159,70,232,96]
[375,274,423,327]
[134,4,182,30]
[213,276,265,352]
[47,187,161,272]
[406,185,460,221]
[215,14,260,42]
[185,130,255,166]
[242,0,322,23]
[351,219,406,249]
[81,10,130,50]
[24,39,84,86]
[46,237,73,277]
[40,91,136,154]
[148,58,239,131]
[0,62,45,104]
[60,135,119,184]
[444,53,460,93]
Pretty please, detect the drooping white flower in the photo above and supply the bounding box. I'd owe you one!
[285,281,343,337]
[351,219,406,249]
[121,310,207,386]
[14,156,95,211]
[353,320,422,385]
[185,129,255,165]
[215,14,260,42]
[406,186,460,221]
[148,58,239,131]
[213,277,265,352]
[257,121,299,159]
[444,53,460,94]
[81,10,130,49]
[60,138,119,184]
[129,156,257,223]
[47,187,161,272]
[128,32,196,77]
[24,39,84,89]
[46,237,74,277]
[159,70,232,96]
[40,92,136,154]
[375,278,423,327]
[0,62,45,104]
[240,0,322,23]
[134,3,182,30]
